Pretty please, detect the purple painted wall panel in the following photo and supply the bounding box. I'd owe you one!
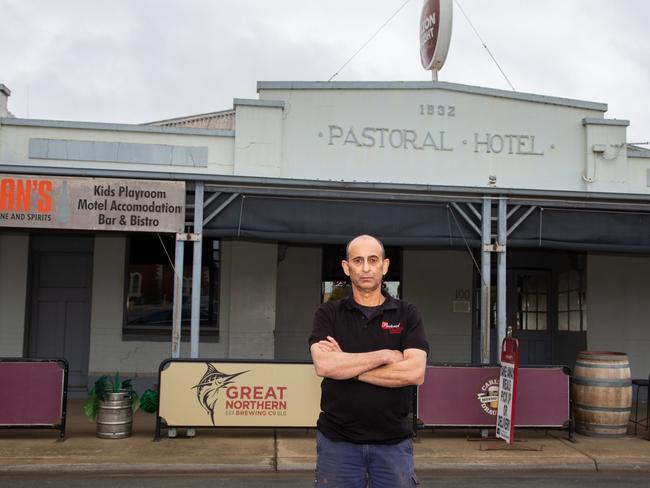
[0,362,64,425]
[418,366,569,427]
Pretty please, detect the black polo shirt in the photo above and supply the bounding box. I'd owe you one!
[308,294,429,444]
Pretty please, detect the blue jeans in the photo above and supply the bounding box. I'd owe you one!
[315,430,418,488]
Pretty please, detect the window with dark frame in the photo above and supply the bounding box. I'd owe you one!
[516,274,549,331]
[123,234,220,337]
[557,269,587,332]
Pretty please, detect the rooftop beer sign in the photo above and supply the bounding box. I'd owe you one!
[0,174,185,233]
[420,0,453,71]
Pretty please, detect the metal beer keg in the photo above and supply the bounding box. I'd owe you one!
[96,391,133,439]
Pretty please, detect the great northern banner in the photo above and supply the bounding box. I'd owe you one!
[158,361,322,428]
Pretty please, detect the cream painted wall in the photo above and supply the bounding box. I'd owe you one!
[583,122,628,193]
[0,124,235,175]
[587,253,650,378]
[88,235,228,377]
[222,239,278,359]
[403,249,473,363]
[0,232,29,356]
[234,104,283,177]
[259,85,624,193]
[275,245,322,361]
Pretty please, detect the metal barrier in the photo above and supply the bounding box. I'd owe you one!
[155,359,321,440]
[417,364,572,438]
[0,358,69,439]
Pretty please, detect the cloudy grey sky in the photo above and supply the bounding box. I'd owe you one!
[1,0,649,143]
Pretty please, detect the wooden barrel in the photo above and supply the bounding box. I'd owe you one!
[572,351,632,437]
[96,391,133,439]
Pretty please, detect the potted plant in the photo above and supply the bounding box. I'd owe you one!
[139,386,159,414]
[84,373,140,439]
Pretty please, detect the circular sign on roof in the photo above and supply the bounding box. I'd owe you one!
[420,0,453,71]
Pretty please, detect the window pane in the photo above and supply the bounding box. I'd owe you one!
[537,294,547,312]
[127,264,173,324]
[537,312,547,330]
[322,281,350,302]
[558,312,569,331]
[383,281,401,299]
[569,311,581,331]
[125,235,219,331]
[569,291,579,311]
[558,292,568,312]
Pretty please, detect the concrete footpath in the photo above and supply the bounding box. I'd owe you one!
[1,400,649,475]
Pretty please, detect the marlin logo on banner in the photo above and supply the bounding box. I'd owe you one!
[192,364,248,425]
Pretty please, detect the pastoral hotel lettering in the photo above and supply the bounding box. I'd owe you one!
[326,125,544,155]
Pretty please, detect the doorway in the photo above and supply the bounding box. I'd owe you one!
[474,250,587,369]
[27,235,93,391]
[509,269,552,365]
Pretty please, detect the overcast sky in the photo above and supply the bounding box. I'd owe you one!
[1,0,648,143]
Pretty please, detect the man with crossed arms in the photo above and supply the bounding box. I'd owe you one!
[309,234,429,487]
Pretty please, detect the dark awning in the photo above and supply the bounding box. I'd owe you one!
[508,207,650,253]
[202,194,480,247]
[202,193,650,253]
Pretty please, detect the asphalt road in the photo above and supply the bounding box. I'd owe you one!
[0,473,648,488]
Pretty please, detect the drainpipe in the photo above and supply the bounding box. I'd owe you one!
[480,198,492,364]
[497,198,507,359]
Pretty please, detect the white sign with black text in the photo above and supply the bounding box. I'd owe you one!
[496,338,519,444]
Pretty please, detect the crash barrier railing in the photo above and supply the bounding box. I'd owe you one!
[0,358,69,439]
[155,359,322,440]
[155,359,571,440]
[417,364,572,439]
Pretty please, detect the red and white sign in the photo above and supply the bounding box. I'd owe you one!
[419,0,453,71]
[496,337,519,444]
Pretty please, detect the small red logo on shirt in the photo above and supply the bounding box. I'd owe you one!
[381,321,403,334]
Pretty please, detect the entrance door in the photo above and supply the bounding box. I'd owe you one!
[28,235,93,390]
[509,270,552,365]
[552,269,587,371]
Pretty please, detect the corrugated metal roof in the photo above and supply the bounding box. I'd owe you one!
[628,144,650,158]
[146,109,235,130]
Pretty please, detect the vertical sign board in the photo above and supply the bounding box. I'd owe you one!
[496,338,519,443]
[0,174,185,233]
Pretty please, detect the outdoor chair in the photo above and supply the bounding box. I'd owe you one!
[631,374,649,437]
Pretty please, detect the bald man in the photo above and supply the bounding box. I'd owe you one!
[309,234,429,488]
